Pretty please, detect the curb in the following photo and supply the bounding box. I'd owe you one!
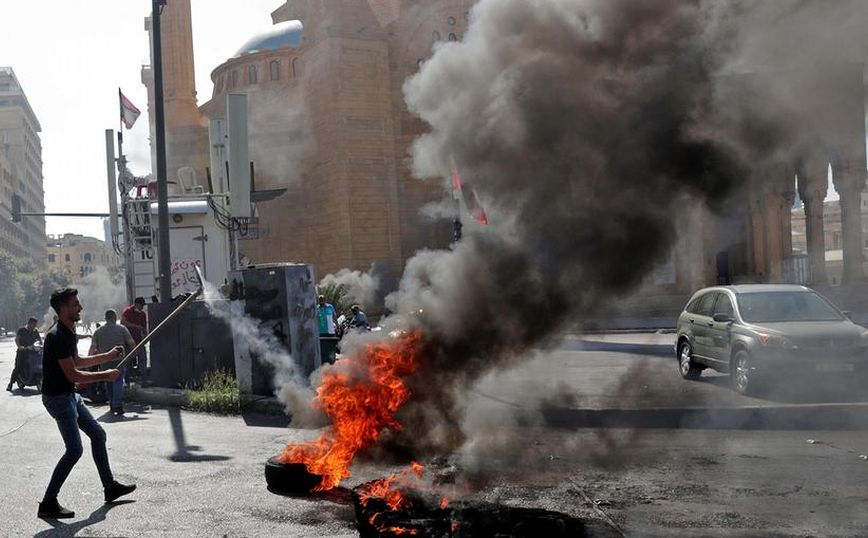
[575,339,674,357]
[126,385,288,416]
[541,402,868,431]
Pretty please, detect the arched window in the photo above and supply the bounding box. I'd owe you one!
[65,254,70,262]
[448,33,458,42]
[448,16,456,26]
[270,60,280,81]
[84,253,92,263]
[248,65,257,84]
[230,70,238,88]
[432,31,441,43]
[291,57,300,78]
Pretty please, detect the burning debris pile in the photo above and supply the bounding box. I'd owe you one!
[354,485,585,538]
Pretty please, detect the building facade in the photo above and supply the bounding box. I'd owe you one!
[144,0,473,290]
[0,67,46,263]
[46,233,121,285]
[791,189,868,286]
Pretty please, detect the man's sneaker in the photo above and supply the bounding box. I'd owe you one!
[111,406,125,416]
[104,481,136,503]
[5,383,12,392]
[37,499,75,519]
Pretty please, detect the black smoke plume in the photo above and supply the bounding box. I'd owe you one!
[345,0,867,456]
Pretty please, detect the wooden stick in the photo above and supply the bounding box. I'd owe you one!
[116,287,202,369]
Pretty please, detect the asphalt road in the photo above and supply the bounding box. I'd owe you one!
[1,336,867,537]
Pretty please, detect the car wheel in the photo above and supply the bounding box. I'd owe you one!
[678,341,702,380]
[731,349,759,396]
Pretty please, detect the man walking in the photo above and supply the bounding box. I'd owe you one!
[6,316,41,391]
[121,297,148,382]
[89,310,136,415]
[38,288,136,519]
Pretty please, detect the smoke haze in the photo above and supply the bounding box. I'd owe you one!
[371,0,868,457]
[319,267,381,309]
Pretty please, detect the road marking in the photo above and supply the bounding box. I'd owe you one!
[0,411,44,437]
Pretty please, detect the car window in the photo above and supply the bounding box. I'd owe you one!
[685,296,702,314]
[737,291,844,323]
[713,294,734,317]
[694,292,717,317]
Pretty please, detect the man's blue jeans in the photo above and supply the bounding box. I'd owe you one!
[42,392,114,501]
[106,367,125,408]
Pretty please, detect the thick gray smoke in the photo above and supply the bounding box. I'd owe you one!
[201,280,322,424]
[369,0,868,457]
[318,267,380,309]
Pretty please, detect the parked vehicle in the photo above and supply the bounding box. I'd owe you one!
[675,284,868,395]
[12,343,43,392]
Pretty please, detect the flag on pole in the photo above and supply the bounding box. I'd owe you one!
[119,90,141,129]
[451,167,489,225]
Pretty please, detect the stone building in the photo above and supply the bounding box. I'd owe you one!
[0,67,46,263]
[46,233,121,285]
[143,0,473,289]
[791,188,868,286]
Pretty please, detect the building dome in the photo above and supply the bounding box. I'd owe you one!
[235,20,303,56]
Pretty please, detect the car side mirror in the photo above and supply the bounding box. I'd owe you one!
[842,310,852,320]
[712,313,734,323]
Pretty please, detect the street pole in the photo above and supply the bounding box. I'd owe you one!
[152,0,172,303]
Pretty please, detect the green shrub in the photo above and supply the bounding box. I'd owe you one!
[187,369,240,415]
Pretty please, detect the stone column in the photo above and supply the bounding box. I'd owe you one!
[798,169,827,286]
[832,159,865,284]
[765,166,796,282]
[749,181,768,282]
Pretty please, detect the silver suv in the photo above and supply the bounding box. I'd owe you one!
[675,284,868,395]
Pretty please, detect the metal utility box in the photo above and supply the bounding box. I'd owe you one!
[148,299,236,389]
[228,263,321,396]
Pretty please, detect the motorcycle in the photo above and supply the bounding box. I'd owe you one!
[12,343,43,393]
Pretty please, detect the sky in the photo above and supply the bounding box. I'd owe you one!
[0,0,283,240]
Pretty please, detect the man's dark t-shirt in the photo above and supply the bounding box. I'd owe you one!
[42,323,77,396]
[16,327,39,347]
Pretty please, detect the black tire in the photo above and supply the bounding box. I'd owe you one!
[678,340,702,380]
[731,349,760,396]
[264,457,323,495]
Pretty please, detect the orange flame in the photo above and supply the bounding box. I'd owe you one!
[356,463,429,536]
[277,331,427,490]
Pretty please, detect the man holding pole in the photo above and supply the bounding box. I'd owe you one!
[38,288,135,519]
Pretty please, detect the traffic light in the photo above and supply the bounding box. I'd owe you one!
[11,194,21,223]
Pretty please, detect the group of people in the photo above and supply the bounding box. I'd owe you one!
[316,295,370,337]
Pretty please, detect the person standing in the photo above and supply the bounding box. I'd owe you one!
[121,297,148,382]
[89,310,136,415]
[38,288,136,519]
[317,295,337,336]
[7,317,41,391]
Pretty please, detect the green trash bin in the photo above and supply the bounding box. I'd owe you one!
[319,336,339,364]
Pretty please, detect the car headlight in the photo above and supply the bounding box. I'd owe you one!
[757,333,795,348]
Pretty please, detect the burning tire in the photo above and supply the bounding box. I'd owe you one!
[264,457,323,495]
